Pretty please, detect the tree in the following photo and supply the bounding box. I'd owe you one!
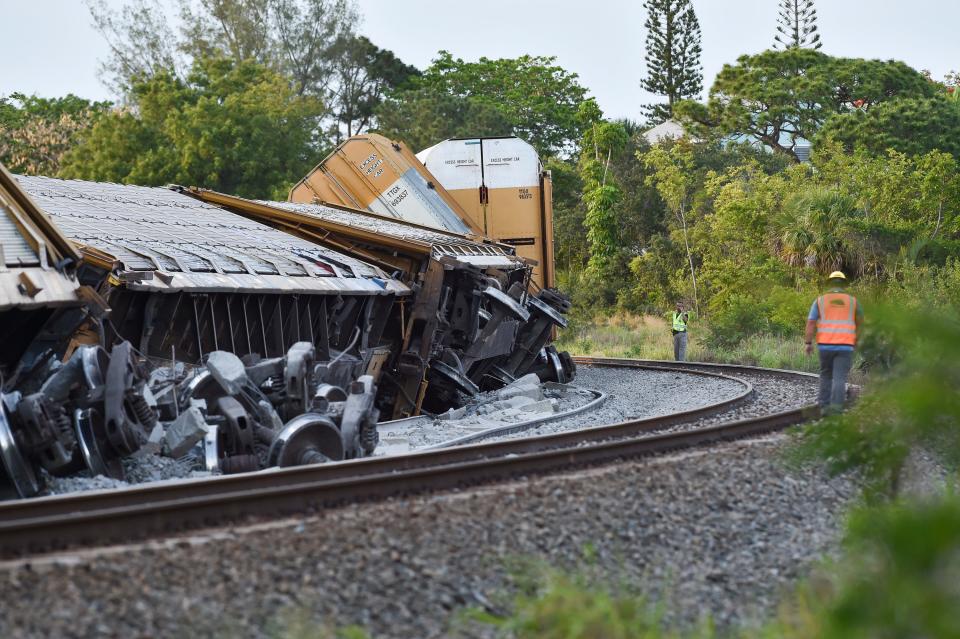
[675,50,935,162]
[374,88,512,153]
[60,57,325,199]
[327,35,419,141]
[88,0,421,146]
[640,0,703,125]
[89,0,360,96]
[85,0,186,95]
[416,51,589,157]
[579,109,629,272]
[178,0,272,63]
[816,96,960,159]
[771,186,859,273]
[256,0,358,97]
[773,0,822,50]
[642,142,700,313]
[0,93,110,175]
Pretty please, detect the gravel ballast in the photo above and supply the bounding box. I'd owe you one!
[384,367,748,451]
[0,434,856,638]
[476,365,817,445]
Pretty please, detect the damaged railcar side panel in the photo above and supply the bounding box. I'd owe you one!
[180,189,574,417]
[14,176,409,372]
[0,165,84,372]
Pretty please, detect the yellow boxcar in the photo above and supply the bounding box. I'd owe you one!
[416,136,555,289]
[289,133,482,236]
[289,133,556,290]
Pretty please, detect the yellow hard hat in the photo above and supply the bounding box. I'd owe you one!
[828,271,847,280]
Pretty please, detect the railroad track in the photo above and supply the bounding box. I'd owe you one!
[0,358,818,557]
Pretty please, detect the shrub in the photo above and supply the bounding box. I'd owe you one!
[705,293,773,349]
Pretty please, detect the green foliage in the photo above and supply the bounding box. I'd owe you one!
[547,158,588,271]
[89,0,412,141]
[91,0,360,97]
[773,187,860,273]
[676,50,934,161]
[373,87,512,152]
[813,144,960,245]
[640,0,703,124]
[412,51,589,156]
[705,293,773,348]
[773,0,822,50]
[326,35,420,140]
[60,56,324,198]
[470,565,715,639]
[816,96,960,159]
[813,498,960,639]
[642,142,700,311]
[628,236,684,311]
[580,121,630,270]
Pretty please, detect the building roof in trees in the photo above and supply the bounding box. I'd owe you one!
[643,120,688,145]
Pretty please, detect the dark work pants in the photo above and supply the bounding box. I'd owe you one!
[673,331,688,361]
[818,349,852,410]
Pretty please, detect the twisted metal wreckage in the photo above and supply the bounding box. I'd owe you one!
[0,150,573,500]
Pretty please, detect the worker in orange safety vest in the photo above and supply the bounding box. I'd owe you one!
[804,271,863,412]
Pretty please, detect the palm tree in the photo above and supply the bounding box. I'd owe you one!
[770,187,860,275]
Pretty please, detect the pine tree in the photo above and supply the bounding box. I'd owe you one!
[774,0,823,50]
[640,0,703,125]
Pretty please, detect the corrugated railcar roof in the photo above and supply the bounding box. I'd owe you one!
[15,175,408,296]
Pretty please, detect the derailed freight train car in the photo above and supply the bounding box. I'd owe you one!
[417,136,556,290]
[1,141,573,498]
[0,172,410,498]
[184,188,574,416]
[289,133,481,236]
[287,133,558,291]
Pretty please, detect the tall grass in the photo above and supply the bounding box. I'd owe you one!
[556,312,818,373]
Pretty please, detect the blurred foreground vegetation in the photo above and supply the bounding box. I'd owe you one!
[470,301,960,637]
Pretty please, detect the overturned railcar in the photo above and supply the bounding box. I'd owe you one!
[288,133,482,237]
[288,133,558,291]
[0,175,409,498]
[15,176,408,369]
[183,189,574,416]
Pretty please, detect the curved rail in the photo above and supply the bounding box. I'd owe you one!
[0,359,817,557]
[423,364,754,449]
[420,387,610,450]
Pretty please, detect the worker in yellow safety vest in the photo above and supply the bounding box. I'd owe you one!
[671,302,690,361]
[804,271,863,412]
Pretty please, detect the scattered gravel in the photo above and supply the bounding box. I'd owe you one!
[42,473,130,495]
[0,434,858,638]
[43,453,210,496]
[121,454,202,484]
[472,366,816,446]
[642,369,819,435]
[552,366,747,425]
[381,367,746,451]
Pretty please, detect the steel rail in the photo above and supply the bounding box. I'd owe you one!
[0,359,817,557]
[0,365,753,521]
